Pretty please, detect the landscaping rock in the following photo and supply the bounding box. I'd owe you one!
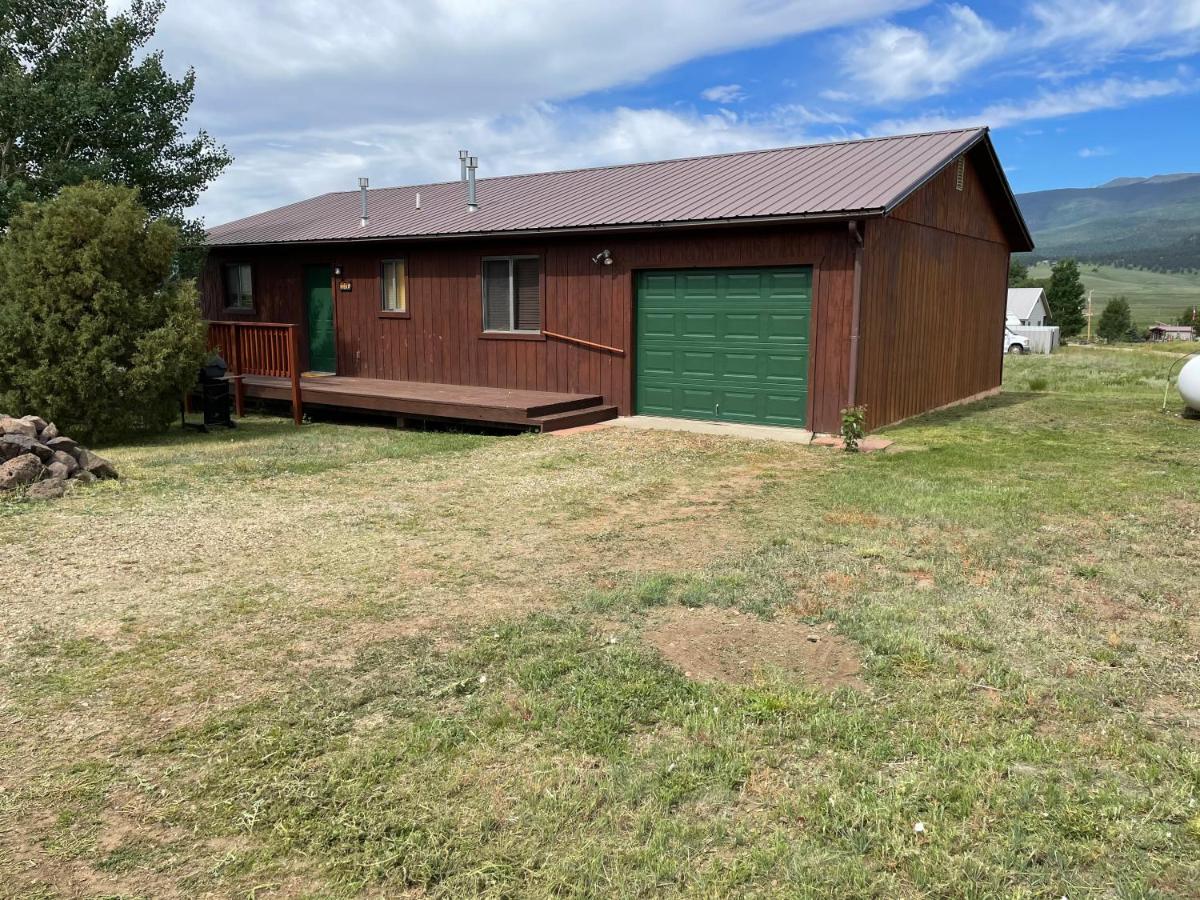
[0,453,43,490]
[74,470,97,485]
[26,477,66,501]
[78,449,119,480]
[47,461,72,480]
[21,415,48,433]
[45,435,81,458]
[1,434,51,462]
[51,450,79,475]
[40,421,60,441]
[0,416,37,438]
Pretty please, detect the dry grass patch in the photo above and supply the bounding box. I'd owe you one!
[643,606,867,692]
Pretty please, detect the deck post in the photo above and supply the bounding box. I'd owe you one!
[287,325,303,426]
[230,324,245,418]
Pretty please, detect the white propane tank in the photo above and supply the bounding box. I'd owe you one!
[1180,355,1200,412]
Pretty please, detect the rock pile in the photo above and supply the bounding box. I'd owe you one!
[0,415,118,501]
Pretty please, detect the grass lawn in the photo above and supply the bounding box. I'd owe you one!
[2,347,1198,898]
[1027,262,1200,325]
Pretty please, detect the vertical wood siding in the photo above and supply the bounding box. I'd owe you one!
[201,224,855,432]
[854,150,1011,429]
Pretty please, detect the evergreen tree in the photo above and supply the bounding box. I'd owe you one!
[1008,258,1030,287]
[1096,296,1133,342]
[0,182,206,441]
[1045,259,1087,338]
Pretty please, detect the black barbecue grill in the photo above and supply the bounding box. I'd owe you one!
[182,355,236,431]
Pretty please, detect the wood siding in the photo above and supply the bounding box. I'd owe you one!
[855,150,1010,429]
[201,224,856,433]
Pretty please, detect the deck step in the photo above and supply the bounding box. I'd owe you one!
[523,394,608,417]
[531,405,620,433]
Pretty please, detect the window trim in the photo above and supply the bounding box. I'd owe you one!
[481,254,544,337]
[222,262,255,314]
[378,257,410,319]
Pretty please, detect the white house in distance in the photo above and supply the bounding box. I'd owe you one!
[1007,287,1050,326]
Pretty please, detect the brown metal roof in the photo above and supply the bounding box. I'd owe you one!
[206,127,1032,249]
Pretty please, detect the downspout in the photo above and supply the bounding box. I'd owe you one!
[847,219,865,408]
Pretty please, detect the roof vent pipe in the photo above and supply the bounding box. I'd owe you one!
[466,156,479,212]
[459,150,469,182]
[358,177,369,227]
[415,191,421,210]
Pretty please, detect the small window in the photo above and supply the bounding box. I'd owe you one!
[223,263,253,310]
[381,258,407,312]
[482,256,540,332]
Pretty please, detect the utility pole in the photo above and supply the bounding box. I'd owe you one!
[1085,290,1093,342]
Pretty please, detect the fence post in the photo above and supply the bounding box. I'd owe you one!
[288,325,303,426]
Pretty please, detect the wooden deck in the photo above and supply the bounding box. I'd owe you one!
[241,374,618,432]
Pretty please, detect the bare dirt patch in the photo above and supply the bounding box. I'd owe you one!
[643,606,868,692]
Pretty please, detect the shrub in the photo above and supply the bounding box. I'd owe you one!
[0,182,206,442]
[840,405,867,452]
[1028,377,1049,392]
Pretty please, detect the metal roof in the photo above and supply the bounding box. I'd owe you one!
[1007,287,1047,319]
[206,127,1032,249]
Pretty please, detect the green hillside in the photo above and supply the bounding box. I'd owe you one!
[1016,174,1200,271]
[1026,262,1200,325]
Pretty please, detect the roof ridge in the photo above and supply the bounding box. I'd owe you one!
[321,126,987,196]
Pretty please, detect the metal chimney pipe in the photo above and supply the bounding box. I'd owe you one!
[459,150,469,182]
[358,177,369,227]
[466,156,478,212]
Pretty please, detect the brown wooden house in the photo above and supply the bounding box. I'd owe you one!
[200,127,1033,433]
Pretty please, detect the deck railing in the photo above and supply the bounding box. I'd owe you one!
[206,321,303,425]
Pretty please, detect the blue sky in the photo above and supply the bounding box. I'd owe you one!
[114,0,1200,225]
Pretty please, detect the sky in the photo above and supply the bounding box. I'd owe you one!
[109,0,1200,226]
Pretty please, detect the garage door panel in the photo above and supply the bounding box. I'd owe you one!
[636,266,811,429]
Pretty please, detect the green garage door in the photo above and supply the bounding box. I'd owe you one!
[636,267,811,428]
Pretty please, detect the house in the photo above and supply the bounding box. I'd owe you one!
[1148,323,1197,342]
[201,126,1033,433]
[1006,287,1050,326]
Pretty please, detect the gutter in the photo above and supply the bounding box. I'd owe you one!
[847,220,865,409]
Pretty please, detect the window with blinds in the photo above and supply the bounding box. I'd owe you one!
[482,256,540,332]
[381,259,406,312]
[223,263,253,310]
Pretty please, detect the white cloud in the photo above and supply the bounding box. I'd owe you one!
[840,4,1008,102]
[1028,0,1200,54]
[701,84,748,103]
[872,75,1192,133]
[1078,145,1112,157]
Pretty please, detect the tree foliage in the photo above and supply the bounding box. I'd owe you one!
[1096,296,1133,342]
[1178,306,1199,332]
[1008,258,1031,287]
[1045,258,1087,338]
[0,0,229,246]
[0,182,206,441]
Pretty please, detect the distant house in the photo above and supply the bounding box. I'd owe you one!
[1007,287,1049,326]
[1148,323,1197,342]
[202,126,1033,433]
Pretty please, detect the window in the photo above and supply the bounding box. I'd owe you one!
[381,258,407,313]
[223,263,253,311]
[482,256,540,332]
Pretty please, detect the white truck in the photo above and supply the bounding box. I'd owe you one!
[1004,327,1030,355]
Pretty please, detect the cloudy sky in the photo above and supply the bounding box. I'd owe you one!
[110,0,1200,226]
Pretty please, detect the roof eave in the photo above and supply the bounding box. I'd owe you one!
[204,208,889,249]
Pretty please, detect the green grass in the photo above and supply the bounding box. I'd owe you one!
[2,348,1199,897]
[1028,262,1200,324]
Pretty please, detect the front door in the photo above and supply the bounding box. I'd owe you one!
[304,265,335,373]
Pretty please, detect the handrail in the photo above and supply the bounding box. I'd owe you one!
[207,320,303,426]
[542,330,625,356]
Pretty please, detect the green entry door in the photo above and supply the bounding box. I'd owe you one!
[636,267,811,428]
[304,265,336,373]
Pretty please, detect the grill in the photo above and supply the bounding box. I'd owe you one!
[182,355,236,431]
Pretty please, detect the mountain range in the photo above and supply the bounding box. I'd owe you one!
[1014,173,1200,271]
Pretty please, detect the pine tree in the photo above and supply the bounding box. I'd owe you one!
[1045,259,1087,338]
[1096,297,1133,342]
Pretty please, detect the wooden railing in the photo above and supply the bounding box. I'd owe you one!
[207,321,303,425]
[542,330,625,355]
